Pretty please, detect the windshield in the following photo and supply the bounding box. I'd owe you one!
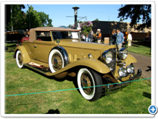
[51,31,80,40]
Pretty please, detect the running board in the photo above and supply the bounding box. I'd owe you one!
[24,64,51,75]
[24,63,69,79]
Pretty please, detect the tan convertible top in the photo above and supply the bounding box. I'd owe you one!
[29,27,81,42]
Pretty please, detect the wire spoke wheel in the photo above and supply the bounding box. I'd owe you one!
[81,72,93,95]
[49,49,65,73]
[52,53,63,71]
[77,68,103,101]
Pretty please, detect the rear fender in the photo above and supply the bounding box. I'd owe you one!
[14,46,30,63]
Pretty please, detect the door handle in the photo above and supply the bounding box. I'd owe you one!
[34,45,37,48]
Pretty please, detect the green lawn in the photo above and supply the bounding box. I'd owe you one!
[5,52,151,114]
[5,43,16,52]
[126,42,151,57]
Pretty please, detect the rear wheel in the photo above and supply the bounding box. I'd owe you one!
[77,68,103,101]
[16,50,24,68]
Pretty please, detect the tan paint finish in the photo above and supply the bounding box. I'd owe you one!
[124,53,137,65]
[15,27,139,83]
[31,41,54,63]
[54,72,68,79]
[14,46,31,63]
[45,58,111,77]
[113,54,137,81]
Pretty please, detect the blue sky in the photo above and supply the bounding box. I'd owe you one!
[22,4,131,27]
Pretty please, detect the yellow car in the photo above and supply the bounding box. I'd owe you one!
[14,27,142,101]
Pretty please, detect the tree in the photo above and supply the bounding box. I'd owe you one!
[118,5,151,30]
[5,5,26,31]
[47,19,53,27]
[94,18,99,21]
[25,6,53,29]
[77,20,82,23]
[68,24,72,28]
[120,17,123,22]
[25,5,42,29]
[38,12,53,27]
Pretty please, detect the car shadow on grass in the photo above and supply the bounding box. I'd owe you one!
[45,109,60,114]
[142,92,151,99]
[25,66,69,82]
[24,67,131,101]
[132,40,151,48]
[100,84,129,99]
[145,66,151,72]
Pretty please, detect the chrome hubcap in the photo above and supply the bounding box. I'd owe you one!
[81,72,93,95]
[52,53,62,71]
[53,58,58,67]
[81,79,88,87]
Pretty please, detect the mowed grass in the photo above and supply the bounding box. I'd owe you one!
[126,42,151,57]
[5,52,151,114]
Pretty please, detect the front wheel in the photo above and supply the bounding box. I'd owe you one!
[77,68,103,101]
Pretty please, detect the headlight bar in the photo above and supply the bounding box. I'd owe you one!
[118,64,135,77]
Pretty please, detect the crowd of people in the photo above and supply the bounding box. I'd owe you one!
[110,29,133,50]
[71,25,132,50]
[81,28,102,43]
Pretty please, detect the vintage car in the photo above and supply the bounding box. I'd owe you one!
[14,27,142,101]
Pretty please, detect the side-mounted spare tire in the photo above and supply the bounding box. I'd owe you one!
[48,46,69,73]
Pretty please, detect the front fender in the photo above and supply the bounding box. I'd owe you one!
[14,46,30,63]
[124,53,137,66]
[46,58,111,77]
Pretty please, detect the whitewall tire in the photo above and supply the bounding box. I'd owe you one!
[48,49,65,73]
[16,50,24,68]
[77,68,103,101]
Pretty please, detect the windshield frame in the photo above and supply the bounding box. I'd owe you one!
[51,31,81,41]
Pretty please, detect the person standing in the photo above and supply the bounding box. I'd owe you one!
[110,29,117,45]
[81,34,85,41]
[116,29,124,50]
[88,28,94,42]
[96,29,102,43]
[85,33,90,42]
[127,31,132,48]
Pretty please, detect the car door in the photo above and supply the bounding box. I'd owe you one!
[32,31,54,63]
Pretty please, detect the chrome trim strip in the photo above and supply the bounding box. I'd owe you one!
[24,64,47,75]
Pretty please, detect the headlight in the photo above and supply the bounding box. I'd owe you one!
[127,64,135,74]
[118,67,127,77]
[102,50,113,64]
[118,47,128,60]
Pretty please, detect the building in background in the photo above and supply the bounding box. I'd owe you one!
[92,21,151,40]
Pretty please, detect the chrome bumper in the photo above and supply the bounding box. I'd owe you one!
[129,69,142,80]
[107,69,142,90]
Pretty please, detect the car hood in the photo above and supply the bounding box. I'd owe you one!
[58,39,116,51]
